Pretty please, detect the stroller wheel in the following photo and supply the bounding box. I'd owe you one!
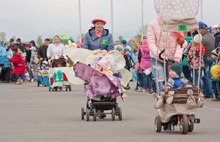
[188,116,194,132]
[112,108,115,121]
[155,116,162,132]
[180,115,189,134]
[49,87,51,91]
[59,87,62,91]
[81,107,85,120]
[69,85,71,91]
[37,80,40,87]
[86,109,90,121]
[54,87,58,92]
[118,107,122,121]
[93,108,97,121]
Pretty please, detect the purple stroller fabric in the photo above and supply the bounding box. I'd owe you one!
[73,62,125,99]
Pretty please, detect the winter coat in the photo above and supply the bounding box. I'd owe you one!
[147,18,183,60]
[187,44,205,69]
[9,53,26,75]
[202,31,215,59]
[137,41,151,70]
[38,45,48,60]
[47,43,66,58]
[123,53,134,70]
[25,50,31,63]
[82,28,114,51]
[214,32,220,48]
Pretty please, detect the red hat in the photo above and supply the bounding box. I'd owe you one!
[92,17,106,25]
[12,47,18,52]
[12,45,19,52]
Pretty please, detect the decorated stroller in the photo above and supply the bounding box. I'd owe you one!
[152,0,204,134]
[49,56,71,91]
[154,85,204,134]
[73,62,124,121]
[37,60,50,87]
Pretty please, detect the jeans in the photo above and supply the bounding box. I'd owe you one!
[27,62,34,79]
[150,58,166,93]
[191,69,203,88]
[183,66,192,83]
[138,71,153,89]
[212,81,220,99]
[203,59,213,97]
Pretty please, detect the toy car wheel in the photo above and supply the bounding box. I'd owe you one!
[59,87,62,91]
[188,116,194,132]
[86,109,90,121]
[112,108,115,121]
[93,108,97,121]
[55,87,58,91]
[118,107,122,121]
[180,115,189,134]
[81,107,85,120]
[155,116,162,132]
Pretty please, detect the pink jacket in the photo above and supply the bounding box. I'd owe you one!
[147,18,183,60]
[139,39,151,70]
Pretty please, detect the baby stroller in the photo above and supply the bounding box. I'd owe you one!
[0,55,11,82]
[37,60,50,87]
[49,56,71,91]
[73,62,123,121]
[154,85,204,134]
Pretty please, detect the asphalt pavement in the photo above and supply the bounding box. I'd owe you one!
[0,82,220,142]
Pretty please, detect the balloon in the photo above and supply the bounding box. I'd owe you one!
[211,65,220,77]
[57,28,72,40]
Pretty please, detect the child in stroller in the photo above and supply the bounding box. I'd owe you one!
[49,56,71,91]
[37,60,50,87]
[73,59,127,121]
[154,63,204,134]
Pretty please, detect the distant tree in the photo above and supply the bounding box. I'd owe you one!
[36,36,43,46]
[0,32,7,42]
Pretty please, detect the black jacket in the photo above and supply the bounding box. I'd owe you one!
[38,45,48,60]
[25,50,31,63]
[214,32,220,48]
[124,54,134,70]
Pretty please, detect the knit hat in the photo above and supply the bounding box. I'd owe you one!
[121,39,127,45]
[115,45,124,52]
[193,34,202,43]
[212,47,220,57]
[170,63,183,77]
[16,38,21,42]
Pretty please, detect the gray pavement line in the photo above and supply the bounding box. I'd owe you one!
[204,106,220,112]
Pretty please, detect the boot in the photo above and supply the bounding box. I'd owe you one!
[15,78,22,85]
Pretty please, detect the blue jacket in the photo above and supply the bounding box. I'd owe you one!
[82,28,114,51]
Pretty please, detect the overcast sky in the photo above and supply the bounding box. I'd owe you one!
[0,0,219,42]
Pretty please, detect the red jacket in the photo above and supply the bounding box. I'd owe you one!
[9,54,26,75]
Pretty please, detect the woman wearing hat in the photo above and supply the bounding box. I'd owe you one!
[82,17,114,54]
[9,45,26,85]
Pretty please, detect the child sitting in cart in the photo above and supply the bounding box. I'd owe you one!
[41,61,49,70]
[95,58,127,101]
[166,63,185,91]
